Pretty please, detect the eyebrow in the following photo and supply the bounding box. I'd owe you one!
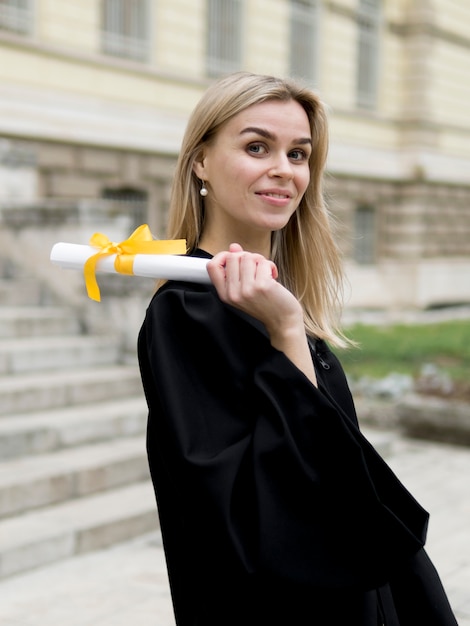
[240,126,312,146]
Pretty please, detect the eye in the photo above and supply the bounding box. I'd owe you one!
[288,148,308,162]
[247,143,268,156]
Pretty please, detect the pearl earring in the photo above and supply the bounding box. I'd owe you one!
[200,181,208,197]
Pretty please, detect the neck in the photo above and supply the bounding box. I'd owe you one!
[198,232,272,258]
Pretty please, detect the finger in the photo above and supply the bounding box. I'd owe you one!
[268,260,279,280]
[207,251,227,275]
[224,251,243,297]
[206,251,229,290]
[208,250,244,301]
[250,256,278,281]
[238,252,259,288]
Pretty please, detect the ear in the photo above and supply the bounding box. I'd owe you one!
[192,149,206,180]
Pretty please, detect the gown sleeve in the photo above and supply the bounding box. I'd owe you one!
[138,281,429,592]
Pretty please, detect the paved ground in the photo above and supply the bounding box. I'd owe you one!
[1,431,469,625]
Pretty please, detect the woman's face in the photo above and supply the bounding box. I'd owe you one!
[193,99,312,248]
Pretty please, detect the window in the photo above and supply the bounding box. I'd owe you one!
[354,205,376,264]
[0,0,33,35]
[356,0,380,109]
[207,0,243,77]
[102,187,148,230]
[289,0,319,84]
[101,0,149,62]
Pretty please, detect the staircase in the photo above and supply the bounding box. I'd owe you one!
[0,259,158,580]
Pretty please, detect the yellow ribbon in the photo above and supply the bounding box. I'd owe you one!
[84,224,186,302]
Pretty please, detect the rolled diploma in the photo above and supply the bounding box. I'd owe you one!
[50,242,211,284]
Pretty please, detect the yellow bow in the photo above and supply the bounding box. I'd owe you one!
[84,224,187,302]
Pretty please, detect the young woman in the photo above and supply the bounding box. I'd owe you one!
[138,72,457,625]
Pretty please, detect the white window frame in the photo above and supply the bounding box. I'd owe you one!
[0,0,33,35]
[101,0,150,63]
[207,0,243,77]
[289,0,319,84]
[356,0,381,109]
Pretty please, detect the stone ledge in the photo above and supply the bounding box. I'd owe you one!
[355,393,470,447]
[396,393,470,446]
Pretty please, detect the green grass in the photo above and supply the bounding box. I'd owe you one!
[337,319,470,383]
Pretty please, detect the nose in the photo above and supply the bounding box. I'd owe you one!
[268,153,294,179]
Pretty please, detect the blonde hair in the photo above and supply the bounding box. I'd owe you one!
[166,72,348,347]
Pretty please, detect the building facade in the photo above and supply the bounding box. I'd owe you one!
[1,0,469,309]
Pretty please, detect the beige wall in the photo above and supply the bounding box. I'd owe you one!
[2,0,469,163]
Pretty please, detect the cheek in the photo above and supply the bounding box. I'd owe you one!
[297,170,310,196]
[226,160,259,188]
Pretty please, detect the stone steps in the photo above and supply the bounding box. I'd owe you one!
[0,396,147,460]
[0,306,81,338]
[0,334,121,374]
[0,251,156,581]
[0,481,157,580]
[0,436,150,518]
[0,365,143,416]
[0,277,44,306]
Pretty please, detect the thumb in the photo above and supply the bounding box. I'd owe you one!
[228,243,244,253]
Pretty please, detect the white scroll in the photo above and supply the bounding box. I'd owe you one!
[50,242,211,284]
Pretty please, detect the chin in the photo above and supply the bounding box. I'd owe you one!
[264,218,292,232]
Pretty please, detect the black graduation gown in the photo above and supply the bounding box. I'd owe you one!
[138,250,458,626]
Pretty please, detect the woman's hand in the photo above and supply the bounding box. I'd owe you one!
[207,244,317,387]
[207,243,301,335]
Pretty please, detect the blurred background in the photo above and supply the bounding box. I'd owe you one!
[1,0,469,319]
[1,0,470,602]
